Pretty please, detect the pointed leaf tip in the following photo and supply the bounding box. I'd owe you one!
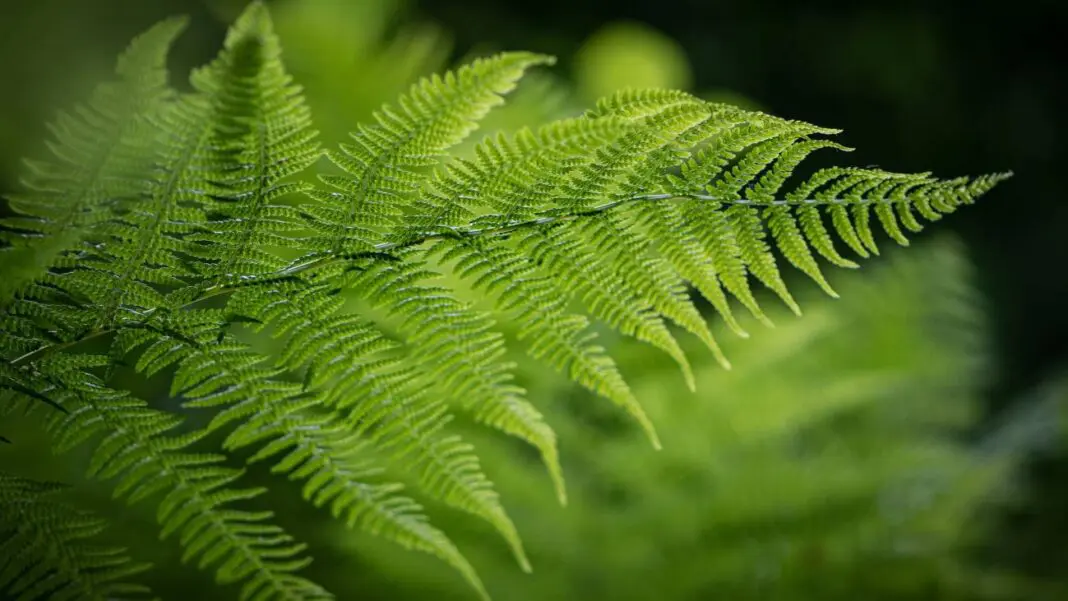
[227,0,277,44]
[115,14,189,80]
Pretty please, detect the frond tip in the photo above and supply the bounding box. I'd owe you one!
[396,87,1009,455]
[311,51,556,240]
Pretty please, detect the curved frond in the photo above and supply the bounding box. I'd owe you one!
[348,380,532,574]
[395,86,1008,451]
[308,51,554,242]
[253,286,531,572]
[0,5,1010,601]
[35,353,328,601]
[429,236,655,446]
[344,255,564,505]
[227,396,488,600]
[225,276,529,578]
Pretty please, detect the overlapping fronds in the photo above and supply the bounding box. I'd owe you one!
[0,5,331,600]
[0,346,330,601]
[307,50,555,241]
[0,17,188,304]
[337,238,1021,601]
[0,2,1009,599]
[186,1,321,282]
[0,472,152,601]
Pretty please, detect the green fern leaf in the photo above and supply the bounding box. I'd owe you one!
[0,4,1011,600]
[0,16,187,304]
[308,51,554,242]
[343,253,565,506]
[430,236,649,444]
[275,344,532,574]
[4,350,329,601]
[407,116,631,233]
[230,399,490,601]
[0,473,152,601]
[223,268,533,577]
[186,1,321,282]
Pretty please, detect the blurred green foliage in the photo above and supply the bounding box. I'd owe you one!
[573,21,692,101]
[0,0,1065,599]
[271,0,450,148]
[298,240,1043,601]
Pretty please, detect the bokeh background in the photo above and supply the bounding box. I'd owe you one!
[1,0,1066,599]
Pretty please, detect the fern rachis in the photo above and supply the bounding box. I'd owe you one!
[0,3,1009,600]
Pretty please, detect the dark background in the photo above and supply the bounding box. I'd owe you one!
[1,0,1065,586]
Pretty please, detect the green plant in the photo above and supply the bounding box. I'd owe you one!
[348,238,1028,601]
[0,473,152,601]
[0,3,1009,600]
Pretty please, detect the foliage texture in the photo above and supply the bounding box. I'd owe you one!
[0,3,1008,599]
[0,473,151,601]
[340,238,1030,601]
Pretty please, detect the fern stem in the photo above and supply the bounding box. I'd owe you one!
[11,172,981,377]
[387,192,921,248]
[286,192,918,275]
[8,330,114,367]
[246,191,931,285]
[5,190,930,371]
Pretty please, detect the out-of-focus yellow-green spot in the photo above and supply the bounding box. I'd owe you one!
[574,21,693,100]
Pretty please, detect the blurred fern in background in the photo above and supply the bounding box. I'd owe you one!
[304,239,1042,601]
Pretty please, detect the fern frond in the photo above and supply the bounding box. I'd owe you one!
[396,86,1007,451]
[152,4,522,590]
[1,320,329,601]
[634,200,750,337]
[229,285,532,576]
[262,287,534,572]
[308,51,554,242]
[19,93,218,345]
[224,274,530,577]
[345,254,565,506]
[0,17,187,303]
[123,292,491,596]
[224,396,489,601]
[0,5,1011,600]
[428,237,653,445]
[593,93,827,321]
[583,207,728,372]
[21,352,330,601]
[0,472,152,601]
[517,224,694,392]
[407,116,632,233]
[187,1,321,282]
[347,378,532,574]
[0,6,334,598]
